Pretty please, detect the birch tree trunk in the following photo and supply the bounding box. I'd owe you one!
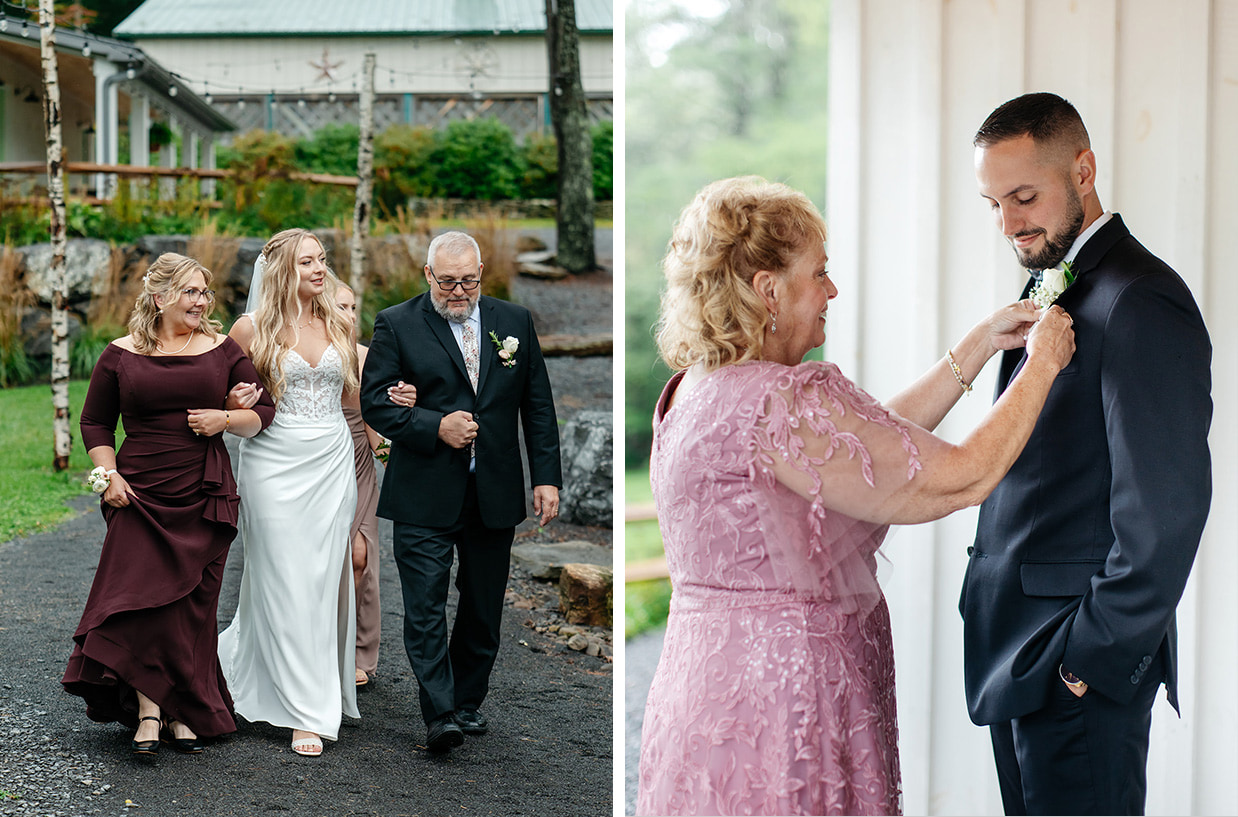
[546,0,595,273]
[40,0,71,471]
[350,53,375,295]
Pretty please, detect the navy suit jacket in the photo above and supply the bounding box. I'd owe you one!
[960,214,1212,725]
[359,293,562,529]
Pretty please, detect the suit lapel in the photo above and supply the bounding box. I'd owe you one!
[475,297,496,395]
[994,215,1132,399]
[421,296,470,382]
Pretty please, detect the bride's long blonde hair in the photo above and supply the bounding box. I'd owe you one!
[247,228,359,403]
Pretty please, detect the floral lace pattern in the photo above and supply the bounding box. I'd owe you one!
[638,361,919,816]
[274,346,345,423]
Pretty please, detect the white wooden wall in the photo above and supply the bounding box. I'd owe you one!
[133,36,614,98]
[827,1,1238,814]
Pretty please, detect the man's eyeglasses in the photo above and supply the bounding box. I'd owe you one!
[180,288,215,303]
[428,269,481,292]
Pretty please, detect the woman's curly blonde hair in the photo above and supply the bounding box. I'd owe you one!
[127,253,222,354]
[247,228,359,403]
[655,176,828,371]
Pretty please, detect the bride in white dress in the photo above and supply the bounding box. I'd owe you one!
[218,228,360,757]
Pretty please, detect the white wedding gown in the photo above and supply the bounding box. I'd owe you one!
[219,345,360,739]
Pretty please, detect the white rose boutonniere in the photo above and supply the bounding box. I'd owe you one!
[1029,261,1076,309]
[489,331,519,367]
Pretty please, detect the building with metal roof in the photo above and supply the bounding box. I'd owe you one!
[112,0,613,140]
[0,14,232,197]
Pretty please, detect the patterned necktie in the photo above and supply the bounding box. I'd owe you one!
[461,321,479,392]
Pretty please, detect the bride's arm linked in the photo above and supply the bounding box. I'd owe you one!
[765,305,1074,525]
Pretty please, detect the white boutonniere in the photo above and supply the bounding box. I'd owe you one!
[489,331,519,367]
[1029,261,1076,309]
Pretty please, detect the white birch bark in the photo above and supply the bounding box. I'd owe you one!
[350,53,376,294]
[40,0,71,471]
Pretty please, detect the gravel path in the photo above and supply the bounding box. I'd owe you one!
[0,231,614,817]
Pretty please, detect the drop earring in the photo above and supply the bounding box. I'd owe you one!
[770,313,777,334]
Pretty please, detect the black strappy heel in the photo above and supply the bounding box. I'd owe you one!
[131,715,162,756]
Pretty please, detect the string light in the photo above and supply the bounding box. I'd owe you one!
[81,43,91,57]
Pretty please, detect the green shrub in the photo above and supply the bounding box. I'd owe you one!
[217,130,353,233]
[296,123,360,177]
[70,323,125,379]
[520,132,558,200]
[432,118,521,200]
[374,125,439,214]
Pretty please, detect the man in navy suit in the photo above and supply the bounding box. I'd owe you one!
[361,231,562,752]
[962,93,1211,814]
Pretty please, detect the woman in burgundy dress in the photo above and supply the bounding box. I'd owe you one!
[637,177,1076,815]
[64,252,275,756]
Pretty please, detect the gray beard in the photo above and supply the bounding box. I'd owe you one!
[432,298,471,324]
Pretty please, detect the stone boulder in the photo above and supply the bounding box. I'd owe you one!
[559,410,612,527]
[511,540,612,581]
[21,239,114,304]
[559,562,613,627]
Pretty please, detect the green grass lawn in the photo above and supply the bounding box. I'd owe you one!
[625,466,672,639]
[0,380,99,543]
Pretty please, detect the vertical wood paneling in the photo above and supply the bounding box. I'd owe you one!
[1197,4,1238,812]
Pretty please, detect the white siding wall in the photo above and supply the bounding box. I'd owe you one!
[827,1,1238,814]
[133,35,613,97]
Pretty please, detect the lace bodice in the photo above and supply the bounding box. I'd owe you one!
[275,346,345,422]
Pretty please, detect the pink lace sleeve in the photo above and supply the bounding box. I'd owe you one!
[748,362,924,610]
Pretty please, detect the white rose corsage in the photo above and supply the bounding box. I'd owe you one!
[87,466,115,494]
[1029,261,1076,309]
[489,331,519,368]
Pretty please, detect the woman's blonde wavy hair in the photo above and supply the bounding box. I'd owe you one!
[655,176,828,371]
[247,228,359,403]
[127,253,223,354]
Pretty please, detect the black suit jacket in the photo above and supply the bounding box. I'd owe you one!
[960,214,1212,725]
[359,293,562,529]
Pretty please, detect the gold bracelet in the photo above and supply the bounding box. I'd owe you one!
[947,349,972,395]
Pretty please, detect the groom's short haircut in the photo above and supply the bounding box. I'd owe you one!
[427,230,482,269]
[974,92,1090,164]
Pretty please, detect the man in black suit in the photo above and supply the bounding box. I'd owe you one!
[962,93,1211,814]
[361,230,562,752]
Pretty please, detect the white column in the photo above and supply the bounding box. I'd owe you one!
[158,119,178,200]
[91,58,117,197]
[203,137,217,198]
[128,94,149,198]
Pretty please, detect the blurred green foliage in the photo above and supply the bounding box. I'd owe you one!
[625,0,831,470]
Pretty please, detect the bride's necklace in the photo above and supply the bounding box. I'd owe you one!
[157,329,196,355]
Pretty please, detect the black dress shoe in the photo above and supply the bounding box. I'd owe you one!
[453,708,488,735]
[131,716,161,756]
[161,721,204,754]
[426,715,464,752]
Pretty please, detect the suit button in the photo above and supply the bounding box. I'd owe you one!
[1139,659,1149,670]
[1142,654,1152,663]
[1130,674,1140,684]
[967,546,975,556]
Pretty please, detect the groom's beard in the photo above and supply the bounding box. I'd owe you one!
[1011,186,1085,270]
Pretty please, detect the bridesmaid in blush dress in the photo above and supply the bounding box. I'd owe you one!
[64,253,275,756]
[637,177,1076,815]
[332,281,416,686]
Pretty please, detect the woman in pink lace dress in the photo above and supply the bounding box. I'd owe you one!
[637,177,1076,816]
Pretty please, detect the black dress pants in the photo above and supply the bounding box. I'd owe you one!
[989,651,1165,815]
[392,474,514,725]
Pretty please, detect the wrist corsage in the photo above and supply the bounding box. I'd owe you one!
[87,466,116,494]
[374,438,391,466]
[489,331,519,368]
